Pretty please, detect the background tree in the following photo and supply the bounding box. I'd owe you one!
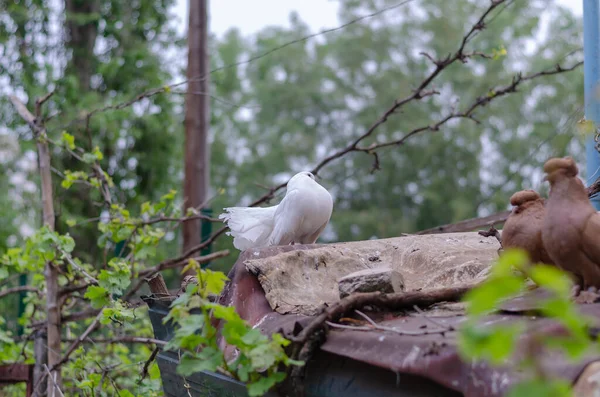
[206,0,584,271]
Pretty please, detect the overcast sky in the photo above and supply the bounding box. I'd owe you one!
[173,0,582,37]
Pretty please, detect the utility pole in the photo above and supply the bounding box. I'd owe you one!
[183,0,211,266]
[584,0,600,210]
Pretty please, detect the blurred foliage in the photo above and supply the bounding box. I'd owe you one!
[458,248,594,396]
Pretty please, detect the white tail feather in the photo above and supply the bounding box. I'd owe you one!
[219,206,278,251]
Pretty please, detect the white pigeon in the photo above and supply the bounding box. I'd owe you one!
[219,171,333,251]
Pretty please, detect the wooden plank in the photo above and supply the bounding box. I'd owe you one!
[0,364,33,397]
[417,210,510,235]
[0,364,31,382]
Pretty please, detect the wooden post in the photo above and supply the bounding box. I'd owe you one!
[145,273,170,296]
[183,0,211,267]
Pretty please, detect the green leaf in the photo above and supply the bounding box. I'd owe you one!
[175,314,205,337]
[60,131,76,150]
[458,322,522,364]
[176,348,223,376]
[141,201,152,214]
[207,304,240,323]
[529,265,572,297]
[247,372,286,397]
[135,245,156,260]
[463,276,524,316]
[506,378,572,397]
[492,249,530,277]
[76,379,94,389]
[242,329,268,346]
[92,146,104,160]
[161,189,177,202]
[201,269,229,296]
[97,258,131,295]
[82,152,97,164]
[544,335,590,360]
[248,343,279,369]
[66,219,77,227]
[116,227,133,242]
[84,285,110,309]
[181,258,200,275]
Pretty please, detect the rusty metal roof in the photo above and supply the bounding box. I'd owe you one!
[211,245,600,396]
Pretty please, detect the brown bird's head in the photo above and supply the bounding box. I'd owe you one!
[510,189,540,206]
[543,157,579,184]
[509,189,543,213]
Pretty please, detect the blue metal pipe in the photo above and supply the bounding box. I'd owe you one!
[584,0,600,209]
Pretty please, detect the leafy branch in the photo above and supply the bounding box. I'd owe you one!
[163,262,303,396]
[458,249,595,396]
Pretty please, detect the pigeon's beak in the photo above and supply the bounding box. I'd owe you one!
[542,175,548,182]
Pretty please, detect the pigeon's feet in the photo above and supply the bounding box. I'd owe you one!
[573,285,600,304]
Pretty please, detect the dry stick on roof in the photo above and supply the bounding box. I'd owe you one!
[285,285,473,396]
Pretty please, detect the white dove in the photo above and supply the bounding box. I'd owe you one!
[218,171,333,251]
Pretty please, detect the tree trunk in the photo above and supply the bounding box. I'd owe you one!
[9,94,59,395]
[183,0,211,262]
[64,0,100,90]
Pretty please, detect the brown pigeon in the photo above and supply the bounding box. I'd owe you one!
[502,189,554,265]
[542,157,600,292]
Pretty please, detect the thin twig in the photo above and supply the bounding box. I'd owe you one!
[138,347,160,385]
[123,250,229,301]
[412,305,456,330]
[62,337,167,346]
[59,250,99,284]
[478,226,503,247]
[43,364,65,397]
[356,309,453,335]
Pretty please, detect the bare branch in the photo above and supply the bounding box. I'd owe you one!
[62,337,166,346]
[61,309,100,324]
[50,0,417,131]
[55,312,102,369]
[60,250,99,284]
[0,286,41,299]
[138,347,160,385]
[33,312,103,394]
[123,249,230,301]
[43,364,65,397]
[59,283,92,297]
